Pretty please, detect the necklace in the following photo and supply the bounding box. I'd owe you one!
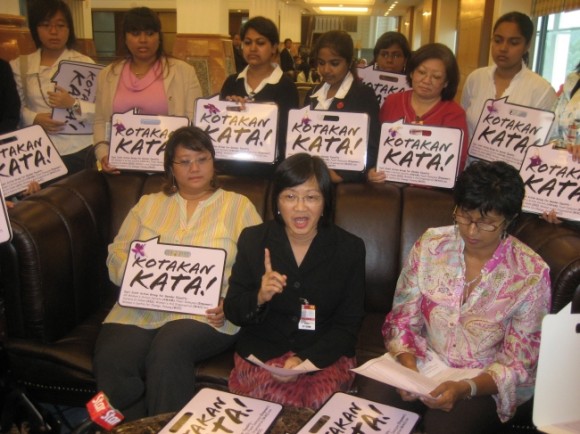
[36,73,52,108]
[464,272,482,287]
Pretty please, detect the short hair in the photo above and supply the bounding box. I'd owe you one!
[373,31,411,64]
[493,11,534,65]
[271,153,333,226]
[28,0,76,49]
[406,43,459,101]
[454,161,524,228]
[312,30,357,78]
[240,16,280,46]
[122,7,165,60]
[163,126,217,196]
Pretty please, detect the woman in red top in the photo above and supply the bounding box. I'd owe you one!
[368,43,468,183]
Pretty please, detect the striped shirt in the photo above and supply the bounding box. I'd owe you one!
[104,189,262,335]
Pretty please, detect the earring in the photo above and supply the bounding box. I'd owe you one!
[171,174,177,193]
[501,229,508,240]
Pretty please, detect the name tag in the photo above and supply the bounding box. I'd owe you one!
[299,304,316,331]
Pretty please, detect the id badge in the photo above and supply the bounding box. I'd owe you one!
[298,303,316,330]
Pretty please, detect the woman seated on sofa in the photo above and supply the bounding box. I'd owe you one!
[223,153,365,409]
[368,43,469,183]
[93,126,262,420]
[381,160,551,434]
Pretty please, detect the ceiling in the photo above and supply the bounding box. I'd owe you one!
[286,0,423,17]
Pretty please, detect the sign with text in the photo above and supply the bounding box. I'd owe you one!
[194,94,279,163]
[118,237,225,315]
[0,125,67,196]
[376,119,463,188]
[521,144,580,222]
[0,184,12,243]
[286,106,369,171]
[108,110,189,172]
[357,65,410,108]
[51,60,103,135]
[297,392,419,434]
[159,388,283,434]
[468,97,555,168]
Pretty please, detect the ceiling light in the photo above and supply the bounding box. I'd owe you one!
[318,6,368,12]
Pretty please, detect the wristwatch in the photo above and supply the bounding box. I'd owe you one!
[463,379,477,399]
[72,99,81,112]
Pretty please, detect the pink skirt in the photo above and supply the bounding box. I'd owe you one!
[229,352,356,410]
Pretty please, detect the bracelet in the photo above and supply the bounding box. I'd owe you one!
[463,379,477,399]
[72,99,81,112]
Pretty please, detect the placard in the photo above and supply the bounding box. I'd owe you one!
[108,110,189,172]
[51,60,104,134]
[357,65,410,108]
[0,184,12,243]
[118,237,225,315]
[0,125,67,197]
[159,388,283,434]
[297,392,419,434]
[194,94,279,163]
[468,97,555,168]
[376,119,463,188]
[520,143,580,222]
[286,106,369,171]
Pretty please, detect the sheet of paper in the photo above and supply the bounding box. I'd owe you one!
[538,421,580,434]
[247,354,320,377]
[353,351,482,397]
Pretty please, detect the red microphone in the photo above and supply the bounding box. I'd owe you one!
[72,392,124,433]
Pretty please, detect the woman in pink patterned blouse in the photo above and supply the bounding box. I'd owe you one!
[381,160,551,434]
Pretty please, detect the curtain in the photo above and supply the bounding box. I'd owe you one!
[532,0,580,16]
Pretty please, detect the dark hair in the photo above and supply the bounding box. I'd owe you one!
[122,7,165,60]
[493,11,534,65]
[240,16,280,46]
[312,30,358,79]
[572,61,580,99]
[272,153,333,226]
[454,161,524,229]
[28,0,76,49]
[373,31,411,65]
[163,126,217,196]
[406,43,459,101]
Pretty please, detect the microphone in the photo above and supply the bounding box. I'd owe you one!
[71,392,124,434]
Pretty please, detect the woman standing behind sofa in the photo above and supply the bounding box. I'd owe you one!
[305,30,380,183]
[93,126,262,420]
[220,16,299,178]
[94,7,202,174]
[368,43,469,183]
[224,153,365,410]
[461,11,556,144]
[10,0,95,175]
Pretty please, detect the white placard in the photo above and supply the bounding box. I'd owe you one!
[376,119,463,188]
[520,144,580,222]
[468,97,555,168]
[51,60,104,134]
[194,94,279,163]
[118,237,225,315]
[108,110,189,172]
[357,65,410,108]
[0,184,12,243]
[0,125,67,196]
[286,106,369,171]
[297,392,419,434]
[159,388,283,434]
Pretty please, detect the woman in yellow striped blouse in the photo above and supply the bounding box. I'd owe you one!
[93,126,262,421]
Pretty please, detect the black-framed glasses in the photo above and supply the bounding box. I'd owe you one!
[453,206,505,232]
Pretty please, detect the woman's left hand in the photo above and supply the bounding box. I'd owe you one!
[48,86,76,110]
[206,299,226,328]
[271,356,303,383]
[420,380,469,412]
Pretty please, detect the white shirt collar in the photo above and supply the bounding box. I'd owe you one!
[310,72,354,110]
[238,64,283,99]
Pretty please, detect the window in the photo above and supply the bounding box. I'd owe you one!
[534,9,580,90]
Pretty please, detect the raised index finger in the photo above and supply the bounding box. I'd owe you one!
[264,248,272,273]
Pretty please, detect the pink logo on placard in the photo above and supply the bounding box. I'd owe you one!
[131,243,145,259]
[204,103,220,115]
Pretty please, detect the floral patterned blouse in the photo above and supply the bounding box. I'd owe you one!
[382,226,551,422]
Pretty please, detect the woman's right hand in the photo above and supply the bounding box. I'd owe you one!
[34,113,65,134]
[258,248,287,305]
[225,95,249,110]
[367,167,387,183]
[100,155,120,175]
[568,144,580,162]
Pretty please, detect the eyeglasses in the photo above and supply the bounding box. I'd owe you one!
[453,207,505,232]
[38,22,68,31]
[172,156,212,169]
[279,193,323,205]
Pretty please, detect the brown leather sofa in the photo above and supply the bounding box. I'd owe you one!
[1,169,579,420]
